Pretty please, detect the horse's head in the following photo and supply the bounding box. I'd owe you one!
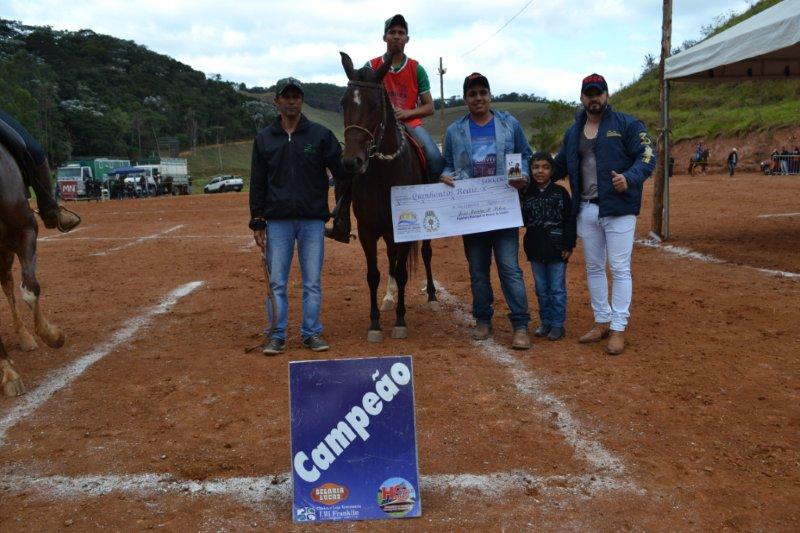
[339,51,393,174]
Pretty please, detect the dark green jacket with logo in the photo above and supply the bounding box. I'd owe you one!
[250,114,344,221]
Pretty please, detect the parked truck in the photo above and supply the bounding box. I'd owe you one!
[136,157,191,195]
[56,158,130,199]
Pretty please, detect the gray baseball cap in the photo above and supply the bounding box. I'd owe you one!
[275,77,304,96]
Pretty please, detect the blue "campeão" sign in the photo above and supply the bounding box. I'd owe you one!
[289,356,421,523]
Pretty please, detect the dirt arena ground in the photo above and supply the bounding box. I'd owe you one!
[0,172,798,531]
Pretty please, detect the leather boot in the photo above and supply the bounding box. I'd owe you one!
[511,329,531,350]
[579,322,611,343]
[606,331,625,355]
[471,323,492,340]
[325,177,352,243]
[29,162,81,232]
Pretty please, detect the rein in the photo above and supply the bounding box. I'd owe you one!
[343,80,406,162]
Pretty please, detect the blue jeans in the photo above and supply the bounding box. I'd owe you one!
[531,261,567,328]
[409,125,444,181]
[265,219,325,341]
[462,228,530,330]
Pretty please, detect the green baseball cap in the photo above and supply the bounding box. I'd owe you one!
[275,77,304,96]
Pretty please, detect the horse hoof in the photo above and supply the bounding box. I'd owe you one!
[3,377,25,397]
[367,330,383,343]
[42,328,65,349]
[380,299,396,312]
[427,300,441,312]
[391,327,408,339]
[19,334,38,352]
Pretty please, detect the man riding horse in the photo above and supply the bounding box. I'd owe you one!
[328,14,443,243]
[0,109,81,232]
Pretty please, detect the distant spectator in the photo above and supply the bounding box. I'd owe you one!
[727,148,738,177]
[793,147,800,174]
[771,149,780,173]
[780,147,790,174]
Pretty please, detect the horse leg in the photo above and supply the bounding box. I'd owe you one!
[391,243,410,339]
[381,246,398,311]
[1,339,25,396]
[0,251,37,351]
[18,225,64,348]
[360,235,383,342]
[421,240,440,312]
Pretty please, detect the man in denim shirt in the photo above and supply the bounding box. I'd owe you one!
[440,73,533,349]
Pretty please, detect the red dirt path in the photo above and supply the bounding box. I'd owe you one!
[0,172,798,530]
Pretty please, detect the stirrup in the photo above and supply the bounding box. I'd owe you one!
[56,206,82,233]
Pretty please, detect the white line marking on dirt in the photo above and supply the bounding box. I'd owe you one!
[757,212,800,218]
[90,225,184,256]
[0,470,641,504]
[0,281,204,446]
[42,235,245,243]
[636,239,800,279]
[436,283,628,477]
[38,227,86,242]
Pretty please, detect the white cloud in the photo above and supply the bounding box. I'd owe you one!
[4,0,755,100]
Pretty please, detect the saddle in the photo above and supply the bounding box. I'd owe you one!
[400,124,428,177]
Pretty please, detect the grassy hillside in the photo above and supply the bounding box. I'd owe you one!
[186,104,343,191]
[188,100,550,191]
[426,101,549,143]
[609,0,800,143]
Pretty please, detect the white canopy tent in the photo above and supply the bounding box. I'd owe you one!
[665,0,800,81]
[654,0,800,239]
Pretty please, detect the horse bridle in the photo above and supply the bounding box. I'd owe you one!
[343,80,406,162]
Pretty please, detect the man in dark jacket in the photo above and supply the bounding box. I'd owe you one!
[552,74,655,355]
[249,77,345,355]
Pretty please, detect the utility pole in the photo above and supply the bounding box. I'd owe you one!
[652,0,673,241]
[438,57,446,146]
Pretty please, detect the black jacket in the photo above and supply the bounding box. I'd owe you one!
[249,114,344,221]
[520,181,576,263]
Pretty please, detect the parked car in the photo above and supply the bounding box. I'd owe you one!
[204,175,244,193]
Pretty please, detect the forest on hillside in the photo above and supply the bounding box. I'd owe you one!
[0,19,272,164]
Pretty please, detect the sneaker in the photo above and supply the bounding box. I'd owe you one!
[471,323,492,340]
[533,324,551,337]
[302,334,330,352]
[547,326,565,341]
[511,329,531,350]
[262,338,285,355]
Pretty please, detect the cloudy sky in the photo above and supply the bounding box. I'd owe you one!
[3,0,752,100]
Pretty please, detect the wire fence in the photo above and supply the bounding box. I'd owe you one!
[762,155,800,175]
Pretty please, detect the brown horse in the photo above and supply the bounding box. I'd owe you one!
[339,52,438,342]
[0,142,65,396]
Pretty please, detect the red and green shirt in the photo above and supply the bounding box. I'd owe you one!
[368,55,431,128]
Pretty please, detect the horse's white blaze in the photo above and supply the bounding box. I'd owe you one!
[353,88,361,106]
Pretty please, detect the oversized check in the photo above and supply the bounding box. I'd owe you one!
[390,174,523,242]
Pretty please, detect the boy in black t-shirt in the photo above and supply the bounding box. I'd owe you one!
[520,151,576,341]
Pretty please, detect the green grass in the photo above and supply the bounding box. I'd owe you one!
[609,71,800,143]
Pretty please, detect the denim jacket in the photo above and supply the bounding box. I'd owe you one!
[442,110,533,181]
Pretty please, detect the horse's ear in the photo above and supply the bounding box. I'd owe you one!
[375,52,393,82]
[340,52,355,80]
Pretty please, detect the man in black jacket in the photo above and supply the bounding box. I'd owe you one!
[249,77,345,354]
